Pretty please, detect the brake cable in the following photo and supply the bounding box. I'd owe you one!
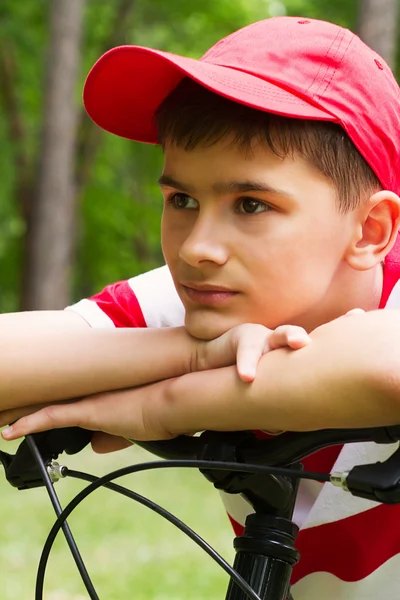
[2,425,400,599]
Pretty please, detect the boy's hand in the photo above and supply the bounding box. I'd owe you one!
[0,405,45,429]
[2,312,370,446]
[0,323,310,444]
[0,404,132,453]
[196,323,311,382]
[0,384,178,442]
[0,322,311,444]
[0,323,311,452]
[0,308,370,443]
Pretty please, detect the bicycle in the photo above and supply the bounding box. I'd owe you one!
[1,424,400,599]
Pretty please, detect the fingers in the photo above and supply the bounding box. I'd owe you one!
[236,324,311,383]
[91,432,133,454]
[0,385,175,443]
[1,399,92,440]
[268,325,311,351]
[0,404,48,428]
[236,326,270,382]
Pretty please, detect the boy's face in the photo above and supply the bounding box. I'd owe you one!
[160,136,358,340]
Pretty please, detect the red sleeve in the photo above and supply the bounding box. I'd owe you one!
[380,236,400,307]
[89,280,147,328]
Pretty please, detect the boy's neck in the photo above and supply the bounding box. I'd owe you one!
[295,263,384,333]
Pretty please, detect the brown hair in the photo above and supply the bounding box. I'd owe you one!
[155,78,381,212]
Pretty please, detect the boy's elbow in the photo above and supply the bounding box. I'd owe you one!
[366,357,400,425]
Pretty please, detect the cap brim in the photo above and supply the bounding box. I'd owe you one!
[83,45,335,143]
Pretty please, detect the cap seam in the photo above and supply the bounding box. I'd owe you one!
[304,27,343,97]
[313,32,354,101]
[206,62,337,116]
[197,67,313,103]
[202,24,247,61]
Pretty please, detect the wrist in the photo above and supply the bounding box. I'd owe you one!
[190,329,237,373]
[190,338,209,373]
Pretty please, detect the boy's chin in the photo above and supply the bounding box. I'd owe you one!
[184,313,234,340]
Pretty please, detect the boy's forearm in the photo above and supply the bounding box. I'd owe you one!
[5,309,400,442]
[159,310,400,436]
[0,326,195,411]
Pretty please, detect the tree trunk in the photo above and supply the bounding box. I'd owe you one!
[21,0,85,310]
[357,0,399,70]
[76,0,136,192]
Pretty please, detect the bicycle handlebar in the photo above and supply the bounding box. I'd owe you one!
[133,425,400,507]
[2,424,400,506]
[2,424,400,600]
[132,424,400,464]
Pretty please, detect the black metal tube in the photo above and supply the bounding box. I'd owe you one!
[134,426,400,465]
[225,514,299,600]
[238,426,400,466]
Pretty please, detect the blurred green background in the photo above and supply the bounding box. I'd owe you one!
[0,440,235,599]
[0,0,398,312]
[0,0,399,598]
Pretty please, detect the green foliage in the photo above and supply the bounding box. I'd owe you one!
[74,0,283,299]
[0,442,234,599]
[0,0,398,307]
[284,0,358,27]
[75,139,164,297]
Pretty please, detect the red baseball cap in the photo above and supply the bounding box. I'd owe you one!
[83,16,400,193]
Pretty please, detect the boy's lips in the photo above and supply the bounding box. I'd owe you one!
[181,282,238,306]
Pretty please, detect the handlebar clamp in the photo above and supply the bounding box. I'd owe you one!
[0,428,92,490]
[345,444,400,503]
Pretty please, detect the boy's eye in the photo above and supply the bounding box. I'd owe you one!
[237,197,269,214]
[168,193,198,209]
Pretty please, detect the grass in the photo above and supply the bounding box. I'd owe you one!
[0,437,235,599]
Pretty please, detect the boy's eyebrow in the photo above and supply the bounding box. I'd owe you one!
[158,175,294,198]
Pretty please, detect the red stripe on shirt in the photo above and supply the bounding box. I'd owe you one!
[292,502,400,583]
[380,236,400,307]
[230,503,400,584]
[89,280,147,328]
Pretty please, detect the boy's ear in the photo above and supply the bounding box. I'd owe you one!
[345,191,400,270]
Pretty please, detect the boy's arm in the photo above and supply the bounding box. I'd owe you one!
[0,309,90,333]
[0,320,310,427]
[159,309,400,435]
[0,267,187,411]
[5,308,400,440]
[0,310,200,412]
[0,268,189,412]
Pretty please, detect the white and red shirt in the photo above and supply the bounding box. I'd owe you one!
[67,245,400,600]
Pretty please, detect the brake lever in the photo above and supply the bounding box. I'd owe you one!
[334,444,400,503]
[0,427,92,490]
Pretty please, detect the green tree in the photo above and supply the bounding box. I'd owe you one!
[0,0,398,310]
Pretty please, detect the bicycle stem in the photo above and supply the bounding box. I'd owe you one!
[196,431,302,600]
[226,513,299,600]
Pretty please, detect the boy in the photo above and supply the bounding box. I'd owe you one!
[2,15,400,599]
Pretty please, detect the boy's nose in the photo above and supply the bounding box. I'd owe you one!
[179,219,229,267]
